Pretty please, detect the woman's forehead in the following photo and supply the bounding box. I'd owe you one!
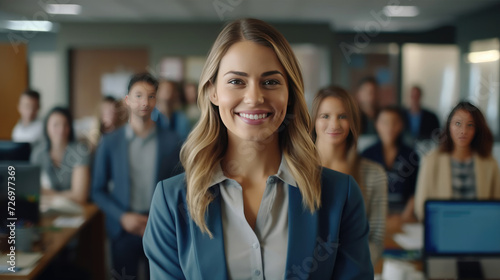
[218,41,285,75]
[452,109,473,120]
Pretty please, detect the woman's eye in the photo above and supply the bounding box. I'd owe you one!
[136,95,141,98]
[263,79,280,86]
[228,79,244,85]
[455,122,461,126]
[339,115,347,119]
[321,114,329,119]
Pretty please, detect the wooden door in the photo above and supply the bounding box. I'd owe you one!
[70,48,149,119]
[0,43,28,140]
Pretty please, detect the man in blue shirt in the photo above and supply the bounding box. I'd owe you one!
[92,73,181,278]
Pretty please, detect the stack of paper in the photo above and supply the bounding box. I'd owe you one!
[393,223,423,250]
[53,216,84,228]
[0,252,42,273]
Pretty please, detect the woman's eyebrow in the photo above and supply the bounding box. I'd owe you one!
[224,71,248,77]
[223,70,284,77]
[261,70,283,77]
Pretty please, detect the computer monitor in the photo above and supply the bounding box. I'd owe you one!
[0,162,41,228]
[0,141,31,161]
[425,200,500,256]
[424,200,500,279]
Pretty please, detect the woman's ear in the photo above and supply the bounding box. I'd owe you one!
[124,95,130,106]
[208,82,219,106]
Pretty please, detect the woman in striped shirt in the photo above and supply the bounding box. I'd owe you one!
[312,85,388,265]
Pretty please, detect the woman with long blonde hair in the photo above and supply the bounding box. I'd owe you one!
[143,18,373,279]
[311,85,388,266]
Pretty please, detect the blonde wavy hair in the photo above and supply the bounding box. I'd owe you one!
[180,18,322,237]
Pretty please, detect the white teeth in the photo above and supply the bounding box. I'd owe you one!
[240,113,268,120]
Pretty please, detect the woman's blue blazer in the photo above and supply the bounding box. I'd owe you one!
[143,167,374,279]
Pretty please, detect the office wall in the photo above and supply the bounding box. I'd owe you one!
[456,3,500,140]
[401,44,460,124]
[0,32,59,119]
[332,26,456,93]
[70,48,149,118]
[56,21,334,112]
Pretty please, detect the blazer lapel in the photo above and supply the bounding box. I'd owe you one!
[117,130,131,206]
[440,153,453,197]
[474,155,488,198]
[285,185,318,278]
[192,186,228,280]
[154,126,162,183]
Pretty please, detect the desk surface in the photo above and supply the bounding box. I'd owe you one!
[3,203,419,278]
[1,203,105,280]
[374,223,424,274]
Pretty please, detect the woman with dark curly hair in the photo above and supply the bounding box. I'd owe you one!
[414,101,500,220]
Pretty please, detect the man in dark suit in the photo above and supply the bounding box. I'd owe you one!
[405,86,440,141]
[92,73,181,278]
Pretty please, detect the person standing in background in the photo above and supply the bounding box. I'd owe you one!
[414,101,500,221]
[30,107,90,204]
[151,80,191,140]
[12,89,43,144]
[404,86,440,142]
[312,85,388,265]
[182,81,201,128]
[87,96,128,152]
[92,73,181,279]
[362,106,419,229]
[356,77,379,135]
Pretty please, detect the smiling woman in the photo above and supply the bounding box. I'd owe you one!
[311,85,388,265]
[143,18,373,279]
[210,40,289,143]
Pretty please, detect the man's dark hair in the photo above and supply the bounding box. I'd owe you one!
[375,105,406,123]
[127,73,159,93]
[102,95,117,103]
[358,76,378,88]
[22,89,41,104]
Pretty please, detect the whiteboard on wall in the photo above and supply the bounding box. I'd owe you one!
[401,44,460,125]
[30,51,63,118]
[291,44,330,111]
[101,71,133,99]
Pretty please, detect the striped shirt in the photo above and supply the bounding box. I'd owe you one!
[451,158,476,199]
[357,158,388,265]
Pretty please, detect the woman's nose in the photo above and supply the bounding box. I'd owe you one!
[244,84,264,105]
[329,118,339,129]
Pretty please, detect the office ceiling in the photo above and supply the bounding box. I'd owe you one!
[0,0,499,32]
